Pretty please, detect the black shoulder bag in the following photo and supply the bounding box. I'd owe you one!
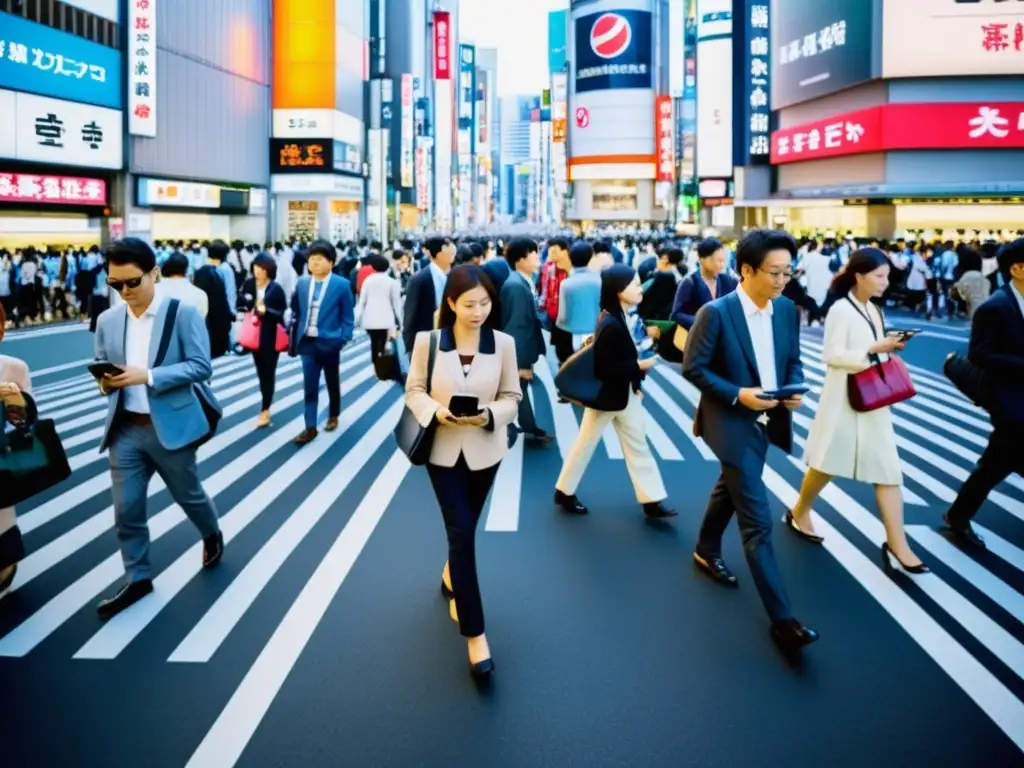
[394,330,439,465]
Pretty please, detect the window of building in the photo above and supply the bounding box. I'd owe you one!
[0,0,119,49]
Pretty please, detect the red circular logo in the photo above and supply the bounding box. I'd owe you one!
[575,107,590,128]
[590,13,631,59]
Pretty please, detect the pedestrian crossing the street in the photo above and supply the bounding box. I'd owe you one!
[2,328,1024,762]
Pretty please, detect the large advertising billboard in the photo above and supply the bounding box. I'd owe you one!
[883,0,1024,78]
[738,1,770,166]
[574,9,653,94]
[769,0,872,110]
[696,0,733,178]
[549,10,569,75]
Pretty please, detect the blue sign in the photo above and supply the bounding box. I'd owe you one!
[574,9,653,94]
[770,0,871,110]
[0,13,122,109]
[548,10,568,75]
[737,1,771,166]
[458,44,476,149]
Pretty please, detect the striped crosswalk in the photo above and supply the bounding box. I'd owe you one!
[2,326,1024,763]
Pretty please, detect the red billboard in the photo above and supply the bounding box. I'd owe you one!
[655,95,674,183]
[433,11,452,80]
[770,102,1024,164]
[0,173,108,205]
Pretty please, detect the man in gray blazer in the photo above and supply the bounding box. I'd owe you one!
[683,229,818,654]
[500,237,552,443]
[93,238,223,621]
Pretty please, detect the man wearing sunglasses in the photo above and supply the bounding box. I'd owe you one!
[92,238,224,620]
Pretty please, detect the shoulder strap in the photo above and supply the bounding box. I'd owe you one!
[426,329,439,394]
[844,296,881,341]
[153,299,180,368]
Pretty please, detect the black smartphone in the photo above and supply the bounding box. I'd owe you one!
[757,384,810,401]
[448,394,482,417]
[88,362,124,380]
[888,329,922,341]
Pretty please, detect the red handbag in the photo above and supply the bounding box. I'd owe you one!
[844,298,916,412]
[239,312,289,353]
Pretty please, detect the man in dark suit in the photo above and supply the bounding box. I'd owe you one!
[501,237,552,443]
[683,228,818,653]
[945,237,1024,549]
[402,236,455,354]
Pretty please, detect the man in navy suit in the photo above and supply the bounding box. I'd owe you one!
[671,237,737,330]
[402,236,455,354]
[290,240,354,446]
[945,237,1024,549]
[683,229,818,653]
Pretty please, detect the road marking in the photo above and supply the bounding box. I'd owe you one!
[3,323,89,342]
[75,387,397,661]
[645,369,717,460]
[972,524,1024,575]
[534,355,579,461]
[643,408,684,461]
[184,450,410,768]
[484,430,524,533]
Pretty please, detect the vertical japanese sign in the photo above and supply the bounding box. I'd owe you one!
[655,95,674,183]
[458,46,476,134]
[128,0,157,137]
[400,73,414,188]
[415,136,432,212]
[745,2,770,163]
[433,11,451,80]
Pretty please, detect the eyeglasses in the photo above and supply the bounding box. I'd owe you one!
[107,276,146,293]
[761,270,794,282]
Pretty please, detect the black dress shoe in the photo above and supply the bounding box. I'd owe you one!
[526,431,555,444]
[0,563,16,594]
[643,502,677,519]
[203,531,224,569]
[693,552,738,587]
[943,513,986,550]
[97,579,154,621]
[293,428,318,446]
[771,618,819,652]
[554,489,588,515]
[469,657,494,679]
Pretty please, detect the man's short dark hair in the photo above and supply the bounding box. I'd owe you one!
[697,237,723,259]
[569,241,593,269]
[423,236,451,259]
[735,229,797,275]
[548,236,571,252]
[307,239,336,262]
[106,237,156,273]
[207,240,229,263]
[161,252,189,278]
[997,237,1024,280]
[658,245,684,265]
[504,237,538,268]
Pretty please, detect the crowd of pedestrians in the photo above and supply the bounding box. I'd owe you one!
[1,228,1022,685]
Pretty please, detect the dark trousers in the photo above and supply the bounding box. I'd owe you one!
[426,455,500,638]
[367,328,389,358]
[300,345,341,429]
[253,350,279,411]
[517,376,542,435]
[550,324,575,364]
[89,294,109,333]
[696,427,792,622]
[948,426,1022,526]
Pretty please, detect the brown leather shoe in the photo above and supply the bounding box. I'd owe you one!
[293,427,318,445]
[324,417,339,432]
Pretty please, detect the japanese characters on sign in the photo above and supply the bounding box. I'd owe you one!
[744,3,770,162]
[433,11,451,80]
[458,45,476,133]
[0,14,121,110]
[769,102,1024,165]
[573,10,653,94]
[883,0,1024,77]
[128,0,157,137]
[5,91,123,170]
[137,178,221,208]
[777,19,845,66]
[275,141,327,169]
[401,74,414,188]
[655,96,674,183]
[415,136,433,212]
[0,172,107,205]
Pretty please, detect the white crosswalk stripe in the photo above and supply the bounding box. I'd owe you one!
[4,328,1024,760]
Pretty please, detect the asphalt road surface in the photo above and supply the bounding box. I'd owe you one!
[2,313,1022,768]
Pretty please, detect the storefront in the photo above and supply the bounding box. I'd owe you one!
[131,177,269,243]
[270,173,366,243]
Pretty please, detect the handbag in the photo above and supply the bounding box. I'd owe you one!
[157,299,222,445]
[943,351,993,409]
[394,330,439,465]
[0,419,72,508]
[845,297,917,412]
[239,311,290,354]
[554,342,602,408]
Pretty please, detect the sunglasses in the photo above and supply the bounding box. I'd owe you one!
[106,275,146,293]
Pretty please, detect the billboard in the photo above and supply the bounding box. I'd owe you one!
[696,0,733,178]
[0,14,121,110]
[574,9,653,94]
[401,74,414,188]
[655,96,674,182]
[769,0,872,110]
[549,10,569,75]
[883,0,1024,78]
[0,172,108,206]
[770,102,1024,164]
[127,0,157,136]
[434,11,452,80]
[459,45,476,134]
[739,2,771,165]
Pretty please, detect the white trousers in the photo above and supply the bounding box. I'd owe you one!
[556,389,667,504]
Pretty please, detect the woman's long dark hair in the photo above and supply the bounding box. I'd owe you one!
[829,247,889,297]
[599,264,637,318]
[436,264,498,329]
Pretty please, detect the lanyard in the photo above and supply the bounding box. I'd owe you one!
[307,273,329,309]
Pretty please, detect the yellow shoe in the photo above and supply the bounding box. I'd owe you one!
[449,599,459,624]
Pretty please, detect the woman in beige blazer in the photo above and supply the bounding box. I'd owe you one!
[405,264,521,680]
[789,248,927,575]
[0,303,34,595]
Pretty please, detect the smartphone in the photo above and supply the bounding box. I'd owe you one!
[448,394,482,418]
[87,362,124,380]
[758,384,810,401]
[888,329,922,341]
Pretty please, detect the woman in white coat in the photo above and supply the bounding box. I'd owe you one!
[355,255,402,359]
[787,247,928,575]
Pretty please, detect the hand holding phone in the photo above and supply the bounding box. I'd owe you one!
[888,329,922,342]
[447,394,482,418]
[88,362,124,380]
[758,384,810,401]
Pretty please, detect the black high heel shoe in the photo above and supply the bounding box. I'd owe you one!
[783,510,823,544]
[469,658,494,679]
[0,563,16,594]
[881,543,930,575]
